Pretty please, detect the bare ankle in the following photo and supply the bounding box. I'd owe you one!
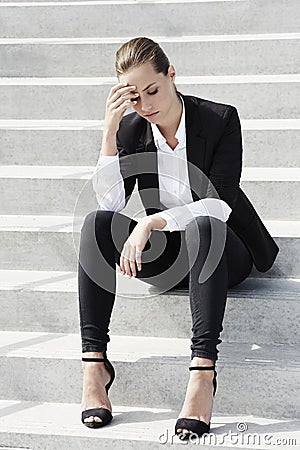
[82,351,105,358]
[191,357,215,366]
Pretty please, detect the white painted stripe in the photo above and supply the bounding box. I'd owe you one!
[0,331,190,360]
[0,214,82,232]
[0,332,298,364]
[1,272,300,299]
[263,220,300,238]
[0,165,299,181]
[0,33,299,45]
[242,167,300,182]
[0,447,33,450]
[243,119,300,130]
[0,119,104,129]
[0,165,95,178]
[0,269,77,291]
[0,119,299,130]
[0,0,246,6]
[0,74,299,85]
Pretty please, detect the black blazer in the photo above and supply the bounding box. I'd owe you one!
[115,91,279,273]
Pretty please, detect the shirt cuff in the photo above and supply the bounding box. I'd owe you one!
[156,211,182,232]
[97,153,119,165]
[156,198,232,233]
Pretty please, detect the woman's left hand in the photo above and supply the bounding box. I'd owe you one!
[120,220,152,278]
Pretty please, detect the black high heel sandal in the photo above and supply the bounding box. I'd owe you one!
[81,351,116,428]
[175,365,217,440]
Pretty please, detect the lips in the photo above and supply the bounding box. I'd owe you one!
[145,112,159,117]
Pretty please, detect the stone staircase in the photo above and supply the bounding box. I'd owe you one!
[0,0,299,448]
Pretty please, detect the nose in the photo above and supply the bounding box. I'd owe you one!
[140,98,153,114]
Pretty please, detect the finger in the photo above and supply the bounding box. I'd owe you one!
[123,255,131,277]
[129,249,137,278]
[108,83,129,105]
[135,249,142,271]
[114,98,136,112]
[128,244,137,277]
[127,249,136,277]
[109,85,138,105]
[130,260,136,278]
[120,250,128,275]
[122,242,132,276]
[120,254,125,274]
[109,82,129,96]
[107,97,135,117]
[129,247,136,277]
[111,92,138,111]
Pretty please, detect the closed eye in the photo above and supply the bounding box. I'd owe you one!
[148,89,158,95]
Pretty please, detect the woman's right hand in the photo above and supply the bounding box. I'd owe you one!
[103,82,139,135]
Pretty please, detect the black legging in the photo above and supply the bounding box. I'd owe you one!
[78,210,253,361]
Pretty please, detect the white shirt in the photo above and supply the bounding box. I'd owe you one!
[92,95,232,231]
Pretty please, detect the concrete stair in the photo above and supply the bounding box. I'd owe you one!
[1,75,300,119]
[1,0,299,37]
[0,332,299,417]
[0,271,300,344]
[1,118,299,167]
[0,215,299,277]
[0,166,299,219]
[0,401,298,450]
[1,35,299,77]
[0,0,299,448]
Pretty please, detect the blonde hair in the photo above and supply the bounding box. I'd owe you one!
[115,37,178,93]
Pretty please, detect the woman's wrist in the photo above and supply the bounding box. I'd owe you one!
[141,214,167,231]
[103,128,117,140]
[101,129,118,156]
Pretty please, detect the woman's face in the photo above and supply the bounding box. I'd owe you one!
[118,61,177,124]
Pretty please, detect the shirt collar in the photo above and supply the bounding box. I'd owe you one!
[151,93,185,148]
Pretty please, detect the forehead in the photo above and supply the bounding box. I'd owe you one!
[119,63,163,87]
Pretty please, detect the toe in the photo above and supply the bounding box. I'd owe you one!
[181,428,191,437]
[84,416,102,423]
[84,417,93,423]
[176,427,191,436]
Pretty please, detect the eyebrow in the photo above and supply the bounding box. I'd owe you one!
[142,82,156,92]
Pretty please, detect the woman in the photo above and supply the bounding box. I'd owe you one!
[78,37,279,439]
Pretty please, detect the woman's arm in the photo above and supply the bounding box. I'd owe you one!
[144,198,232,232]
[92,152,126,212]
[141,213,167,231]
[145,105,241,232]
[92,82,138,210]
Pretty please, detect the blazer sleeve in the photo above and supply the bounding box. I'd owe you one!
[207,106,243,210]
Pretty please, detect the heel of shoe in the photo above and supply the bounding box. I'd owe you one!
[81,353,115,428]
[175,364,217,439]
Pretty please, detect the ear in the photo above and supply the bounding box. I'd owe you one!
[168,64,176,81]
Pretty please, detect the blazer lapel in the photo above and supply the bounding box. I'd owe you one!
[183,93,207,201]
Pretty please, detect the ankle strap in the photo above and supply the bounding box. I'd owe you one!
[82,357,107,362]
[189,365,215,371]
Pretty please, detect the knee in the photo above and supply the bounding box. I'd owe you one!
[185,216,227,253]
[185,216,212,238]
[81,209,115,236]
[186,216,224,233]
